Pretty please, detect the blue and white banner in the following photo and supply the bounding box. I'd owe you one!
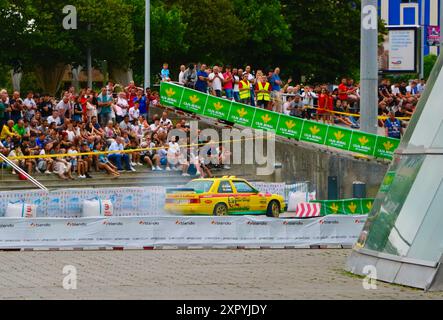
[0,215,366,249]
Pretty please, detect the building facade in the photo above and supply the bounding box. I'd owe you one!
[379,0,441,55]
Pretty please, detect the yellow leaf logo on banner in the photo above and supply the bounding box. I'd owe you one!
[334,131,345,141]
[261,114,272,123]
[366,201,373,210]
[348,202,357,213]
[383,175,393,186]
[358,136,369,146]
[383,141,394,151]
[330,203,340,214]
[189,95,199,104]
[285,120,296,129]
[237,108,248,118]
[165,88,175,97]
[309,125,320,135]
[213,102,223,110]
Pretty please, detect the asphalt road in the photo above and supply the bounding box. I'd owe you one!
[0,248,442,300]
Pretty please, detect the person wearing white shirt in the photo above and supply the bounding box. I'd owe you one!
[232,68,240,102]
[107,137,134,171]
[119,115,134,131]
[47,110,62,126]
[391,84,400,96]
[208,66,224,97]
[128,103,140,122]
[23,92,37,121]
[114,92,129,123]
[159,111,173,130]
[178,65,186,85]
[56,96,71,120]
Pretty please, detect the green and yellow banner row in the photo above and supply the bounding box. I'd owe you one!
[160,82,400,160]
[311,198,375,216]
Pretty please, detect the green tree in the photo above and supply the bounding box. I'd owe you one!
[170,0,246,65]
[231,0,292,70]
[130,0,188,84]
[424,54,438,80]
[0,0,135,94]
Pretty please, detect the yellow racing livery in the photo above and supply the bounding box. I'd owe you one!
[164,176,285,217]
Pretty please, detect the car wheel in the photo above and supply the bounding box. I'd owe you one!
[266,201,280,218]
[213,203,228,216]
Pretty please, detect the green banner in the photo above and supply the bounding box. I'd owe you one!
[252,108,279,132]
[180,88,207,113]
[312,198,375,216]
[325,126,352,151]
[380,171,396,193]
[276,114,304,140]
[160,84,184,107]
[361,199,374,214]
[300,121,328,145]
[349,131,377,156]
[228,102,255,127]
[204,95,231,120]
[374,136,400,160]
[159,82,400,160]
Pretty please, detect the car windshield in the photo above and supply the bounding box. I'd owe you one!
[184,180,213,193]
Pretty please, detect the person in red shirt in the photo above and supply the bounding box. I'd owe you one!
[338,78,348,102]
[222,66,234,100]
[316,88,328,122]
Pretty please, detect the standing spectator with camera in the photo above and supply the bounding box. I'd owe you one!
[183,64,197,89]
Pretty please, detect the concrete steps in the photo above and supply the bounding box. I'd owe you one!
[0,166,257,191]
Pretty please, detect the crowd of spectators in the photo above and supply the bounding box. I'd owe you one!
[0,81,227,179]
[170,63,424,137]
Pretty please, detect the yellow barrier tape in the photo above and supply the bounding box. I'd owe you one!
[6,136,264,161]
[304,106,411,120]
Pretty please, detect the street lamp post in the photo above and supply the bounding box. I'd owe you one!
[420,0,425,79]
[360,0,378,134]
[87,23,92,89]
[144,0,151,90]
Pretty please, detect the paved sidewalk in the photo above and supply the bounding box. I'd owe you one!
[0,249,442,300]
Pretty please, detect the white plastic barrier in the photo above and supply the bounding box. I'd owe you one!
[82,199,113,217]
[5,202,37,218]
[0,215,367,249]
[0,183,314,218]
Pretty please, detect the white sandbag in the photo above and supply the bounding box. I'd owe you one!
[5,202,38,218]
[82,199,113,217]
[287,191,308,212]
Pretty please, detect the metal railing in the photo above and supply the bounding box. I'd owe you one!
[0,153,48,192]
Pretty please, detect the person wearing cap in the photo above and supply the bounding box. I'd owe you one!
[239,72,251,105]
[255,75,272,110]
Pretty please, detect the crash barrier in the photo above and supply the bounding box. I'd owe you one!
[0,182,310,218]
[0,215,367,249]
[160,82,400,160]
[310,198,375,216]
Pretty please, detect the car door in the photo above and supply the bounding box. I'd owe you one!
[217,180,236,212]
[231,180,266,213]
